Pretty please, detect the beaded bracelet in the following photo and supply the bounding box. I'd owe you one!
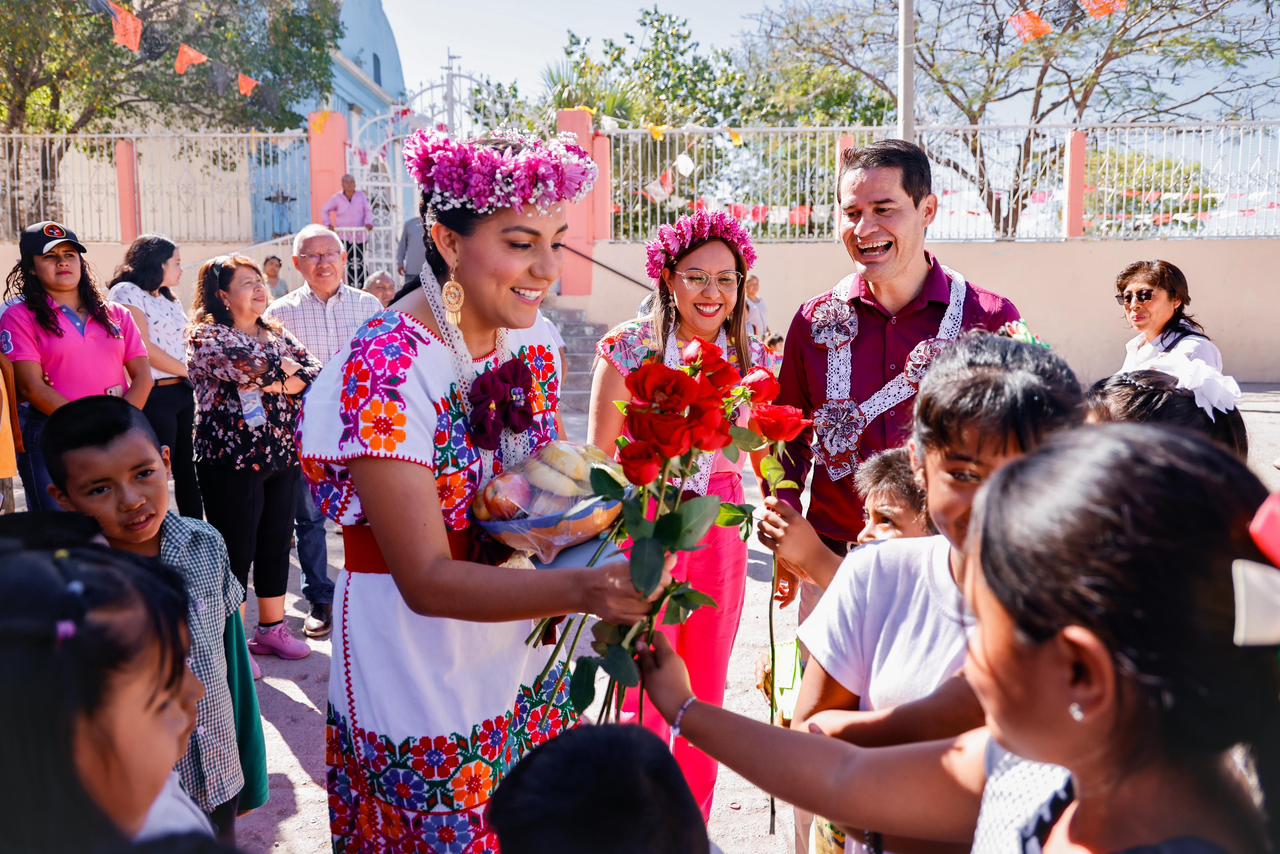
[671,696,698,740]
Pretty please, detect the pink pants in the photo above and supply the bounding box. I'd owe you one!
[624,471,748,821]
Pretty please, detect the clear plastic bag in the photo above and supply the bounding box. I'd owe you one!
[473,441,622,563]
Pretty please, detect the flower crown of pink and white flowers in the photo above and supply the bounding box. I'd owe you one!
[644,210,758,281]
[402,128,598,216]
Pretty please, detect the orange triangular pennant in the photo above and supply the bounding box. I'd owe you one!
[107,1,142,53]
[1080,0,1127,18]
[1009,10,1053,42]
[238,73,260,97]
[175,43,209,75]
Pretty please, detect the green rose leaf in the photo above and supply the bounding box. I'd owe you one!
[630,537,667,596]
[731,425,765,452]
[590,465,627,502]
[721,443,741,464]
[654,495,722,551]
[570,656,600,713]
[601,643,641,687]
[760,455,786,489]
[622,497,655,541]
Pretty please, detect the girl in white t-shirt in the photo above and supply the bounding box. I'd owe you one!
[761,332,1085,853]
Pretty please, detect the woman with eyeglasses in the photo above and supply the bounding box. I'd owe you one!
[1116,259,1222,373]
[589,210,771,820]
[188,255,321,670]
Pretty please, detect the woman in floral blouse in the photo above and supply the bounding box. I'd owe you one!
[188,254,321,667]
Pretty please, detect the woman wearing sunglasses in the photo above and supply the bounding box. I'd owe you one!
[1116,259,1222,373]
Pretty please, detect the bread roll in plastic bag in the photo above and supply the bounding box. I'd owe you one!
[473,440,622,563]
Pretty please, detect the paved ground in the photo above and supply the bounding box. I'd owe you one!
[12,391,1278,853]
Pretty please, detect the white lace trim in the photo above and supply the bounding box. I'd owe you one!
[813,266,968,481]
[663,328,729,497]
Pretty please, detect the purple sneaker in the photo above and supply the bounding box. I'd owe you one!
[248,623,311,660]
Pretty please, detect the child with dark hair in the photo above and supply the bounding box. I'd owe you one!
[0,544,200,852]
[851,447,932,544]
[641,425,1280,852]
[42,395,268,843]
[488,724,710,854]
[759,332,1083,853]
[1087,367,1249,458]
[1,221,152,510]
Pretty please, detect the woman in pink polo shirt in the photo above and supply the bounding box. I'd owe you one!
[0,221,152,511]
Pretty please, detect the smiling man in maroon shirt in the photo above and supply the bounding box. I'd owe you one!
[774,140,1020,598]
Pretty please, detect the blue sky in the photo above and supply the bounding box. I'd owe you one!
[382,1,773,96]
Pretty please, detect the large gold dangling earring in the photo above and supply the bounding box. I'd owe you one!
[441,274,465,327]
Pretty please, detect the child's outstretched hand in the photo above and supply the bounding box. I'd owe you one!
[635,634,694,724]
[758,497,825,577]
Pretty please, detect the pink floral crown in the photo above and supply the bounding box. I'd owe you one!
[645,211,758,281]
[402,128,598,216]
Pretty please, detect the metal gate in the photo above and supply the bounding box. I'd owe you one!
[348,53,485,280]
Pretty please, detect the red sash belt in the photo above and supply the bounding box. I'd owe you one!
[341,524,473,573]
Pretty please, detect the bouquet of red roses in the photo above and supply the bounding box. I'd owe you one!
[531,337,808,722]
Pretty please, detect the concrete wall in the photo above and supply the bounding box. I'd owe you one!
[580,238,1280,383]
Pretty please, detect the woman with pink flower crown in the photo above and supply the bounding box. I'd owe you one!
[589,210,774,820]
[297,130,670,852]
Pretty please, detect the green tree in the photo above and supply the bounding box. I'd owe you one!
[0,0,341,134]
[1085,150,1221,235]
[753,0,1279,236]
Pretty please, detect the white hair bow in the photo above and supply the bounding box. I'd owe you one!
[1148,353,1241,421]
[1234,494,1280,647]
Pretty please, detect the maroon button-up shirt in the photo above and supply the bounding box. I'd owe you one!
[777,255,1020,542]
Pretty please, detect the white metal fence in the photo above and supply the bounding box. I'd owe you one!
[0,132,311,245]
[606,121,1280,242]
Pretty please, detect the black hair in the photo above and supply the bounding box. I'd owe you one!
[913,331,1084,454]
[0,545,189,853]
[489,724,709,854]
[1087,370,1249,459]
[0,512,101,550]
[109,234,178,302]
[838,139,933,206]
[854,447,929,523]
[765,332,784,350]
[102,833,243,854]
[1115,259,1207,343]
[4,251,117,339]
[263,255,282,266]
[42,395,162,492]
[973,424,1279,849]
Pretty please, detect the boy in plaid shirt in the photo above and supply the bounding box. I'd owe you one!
[42,395,260,842]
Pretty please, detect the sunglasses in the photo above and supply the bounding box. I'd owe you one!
[1115,288,1156,307]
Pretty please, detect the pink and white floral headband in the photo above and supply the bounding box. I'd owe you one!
[402,128,598,215]
[645,210,758,281]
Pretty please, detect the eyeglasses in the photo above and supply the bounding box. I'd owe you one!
[1114,288,1156,307]
[674,269,743,293]
[298,251,342,264]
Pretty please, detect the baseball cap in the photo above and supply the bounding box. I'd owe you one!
[19,221,88,260]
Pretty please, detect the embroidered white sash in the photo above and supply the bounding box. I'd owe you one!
[810,266,968,481]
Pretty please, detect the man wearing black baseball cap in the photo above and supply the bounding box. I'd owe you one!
[18,221,88,260]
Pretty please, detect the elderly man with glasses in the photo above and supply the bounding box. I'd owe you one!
[262,224,384,638]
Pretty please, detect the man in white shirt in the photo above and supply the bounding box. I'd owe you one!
[265,224,383,637]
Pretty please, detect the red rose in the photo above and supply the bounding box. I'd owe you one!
[618,440,663,486]
[704,358,742,394]
[628,408,694,459]
[625,363,699,413]
[687,402,731,452]
[741,366,781,405]
[681,337,725,367]
[754,404,812,442]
